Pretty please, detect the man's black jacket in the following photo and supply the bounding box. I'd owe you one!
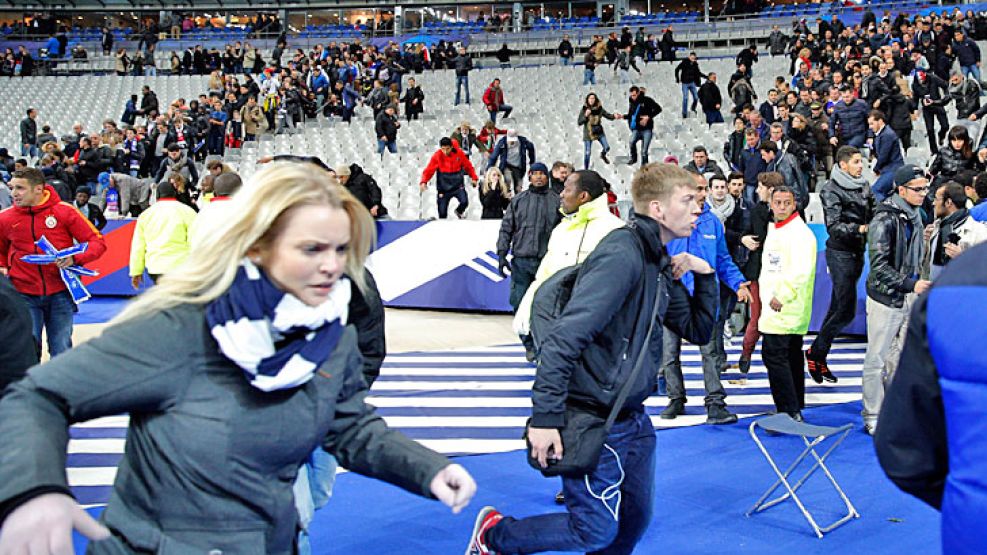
[531,215,717,427]
[0,275,38,392]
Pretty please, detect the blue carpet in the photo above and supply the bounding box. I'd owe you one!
[74,297,130,324]
[71,401,940,554]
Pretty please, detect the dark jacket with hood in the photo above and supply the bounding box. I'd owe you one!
[819,166,874,253]
[530,215,716,427]
[345,164,387,218]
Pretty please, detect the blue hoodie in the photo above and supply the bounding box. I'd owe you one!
[666,203,747,297]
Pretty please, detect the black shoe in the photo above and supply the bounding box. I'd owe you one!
[555,490,565,504]
[738,358,751,374]
[788,411,804,422]
[627,157,637,166]
[660,399,686,420]
[525,348,536,363]
[705,404,738,425]
[600,149,610,164]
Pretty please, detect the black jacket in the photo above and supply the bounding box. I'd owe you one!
[345,164,387,218]
[374,111,399,143]
[350,271,386,386]
[950,78,981,119]
[400,86,424,116]
[480,185,510,219]
[698,81,722,112]
[77,201,107,231]
[741,201,771,281]
[674,59,704,86]
[867,199,922,308]
[19,117,36,146]
[929,146,977,181]
[819,177,873,253]
[625,94,662,132]
[0,275,38,392]
[531,216,716,427]
[912,73,949,108]
[496,185,561,259]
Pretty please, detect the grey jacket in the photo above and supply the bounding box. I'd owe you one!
[0,304,449,554]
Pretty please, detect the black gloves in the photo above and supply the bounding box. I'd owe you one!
[498,254,510,278]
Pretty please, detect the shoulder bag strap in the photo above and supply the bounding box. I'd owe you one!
[603,229,664,432]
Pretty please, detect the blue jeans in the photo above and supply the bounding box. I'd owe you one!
[143,65,157,76]
[872,171,897,202]
[437,187,468,218]
[584,68,596,85]
[961,64,982,83]
[629,129,652,164]
[294,449,338,555]
[487,410,656,554]
[560,57,571,66]
[21,144,38,158]
[455,75,470,105]
[583,136,611,169]
[488,104,513,124]
[21,290,75,358]
[377,140,397,155]
[681,83,699,116]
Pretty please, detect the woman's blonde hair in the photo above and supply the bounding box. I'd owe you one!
[481,167,510,197]
[113,163,375,324]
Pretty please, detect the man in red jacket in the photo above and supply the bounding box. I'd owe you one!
[0,168,106,357]
[420,137,479,219]
[482,78,513,124]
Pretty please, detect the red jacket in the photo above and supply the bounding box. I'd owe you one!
[0,185,107,296]
[420,141,479,184]
[482,84,505,111]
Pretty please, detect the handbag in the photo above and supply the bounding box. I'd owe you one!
[524,266,663,478]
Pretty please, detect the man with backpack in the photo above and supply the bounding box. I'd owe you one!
[465,163,717,555]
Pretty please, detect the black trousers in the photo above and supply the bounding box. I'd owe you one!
[762,334,806,415]
[923,107,949,154]
[810,248,864,359]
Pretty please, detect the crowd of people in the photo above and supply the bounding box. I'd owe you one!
[0,6,986,555]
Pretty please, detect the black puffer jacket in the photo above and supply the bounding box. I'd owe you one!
[867,199,922,308]
[949,78,981,119]
[929,146,976,181]
[530,216,716,427]
[496,185,562,259]
[350,271,386,386]
[819,174,874,253]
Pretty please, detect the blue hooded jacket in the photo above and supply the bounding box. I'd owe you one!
[666,203,747,297]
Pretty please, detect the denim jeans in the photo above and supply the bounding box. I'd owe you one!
[20,144,38,158]
[294,449,338,555]
[377,140,397,155]
[560,57,571,66]
[437,187,468,218]
[455,75,470,105]
[584,68,596,85]
[143,66,157,76]
[488,104,513,124]
[711,285,738,371]
[810,249,864,359]
[628,129,652,164]
[681,83,699,116]
[871,171,896,202]
[583,136,611,169]
[20,290,75,358]
[618,68,630,84]
[508,256,541,312]
[961,64,982,83]
[487,410,656,555]
[661,324,728,407]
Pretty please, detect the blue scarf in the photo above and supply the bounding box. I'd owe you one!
[206,260,351,392]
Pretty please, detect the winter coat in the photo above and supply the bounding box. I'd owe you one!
[698,81,722,112]
[872,125,905,176]
[742,200,772,281]
[421,143,478,193]
[514,194,625,334]
[867,198,925,308]
[578,105,616,141]
[929,145,977,181]
[724,131,746,171]
[496,185,561,260]
[950,78,982,119]
[819,174,874,254]
[809,112,833,156]
[768,30,789,55]
[401,86,425,116]
[674,59,704,86]
[0,275,38,391]
[480,184,511,219]
[345,164,387,217]
[374,111,399,143]
[488,136,536,174]
[529,215,715,428]
[482,84,506,111]
[154,152,199,185]
[0,184,107,296]
[758,212,817,335]
[829,98,870,143]
[625,94,662,131]
[0,307,449,555]
[953,37,981,67]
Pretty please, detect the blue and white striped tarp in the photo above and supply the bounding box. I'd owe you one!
[66,337,865,506]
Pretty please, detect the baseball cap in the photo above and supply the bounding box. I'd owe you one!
[506,129,519,143]
[894,165,926,187]
[810,101,822,109]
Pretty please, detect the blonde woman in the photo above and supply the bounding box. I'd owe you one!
[208,69,224,95]
[0,163,476,555]
[480,166,511,219]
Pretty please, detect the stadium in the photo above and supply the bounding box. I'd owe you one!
[0,1,983,553]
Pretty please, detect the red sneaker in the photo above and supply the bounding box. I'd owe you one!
[465,506,503,555]
[806,350,839,384]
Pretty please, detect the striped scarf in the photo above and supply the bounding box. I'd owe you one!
[206,259,351,392]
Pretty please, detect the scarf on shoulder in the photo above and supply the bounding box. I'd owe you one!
[206,259,351,392]
[709,194,736,224]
